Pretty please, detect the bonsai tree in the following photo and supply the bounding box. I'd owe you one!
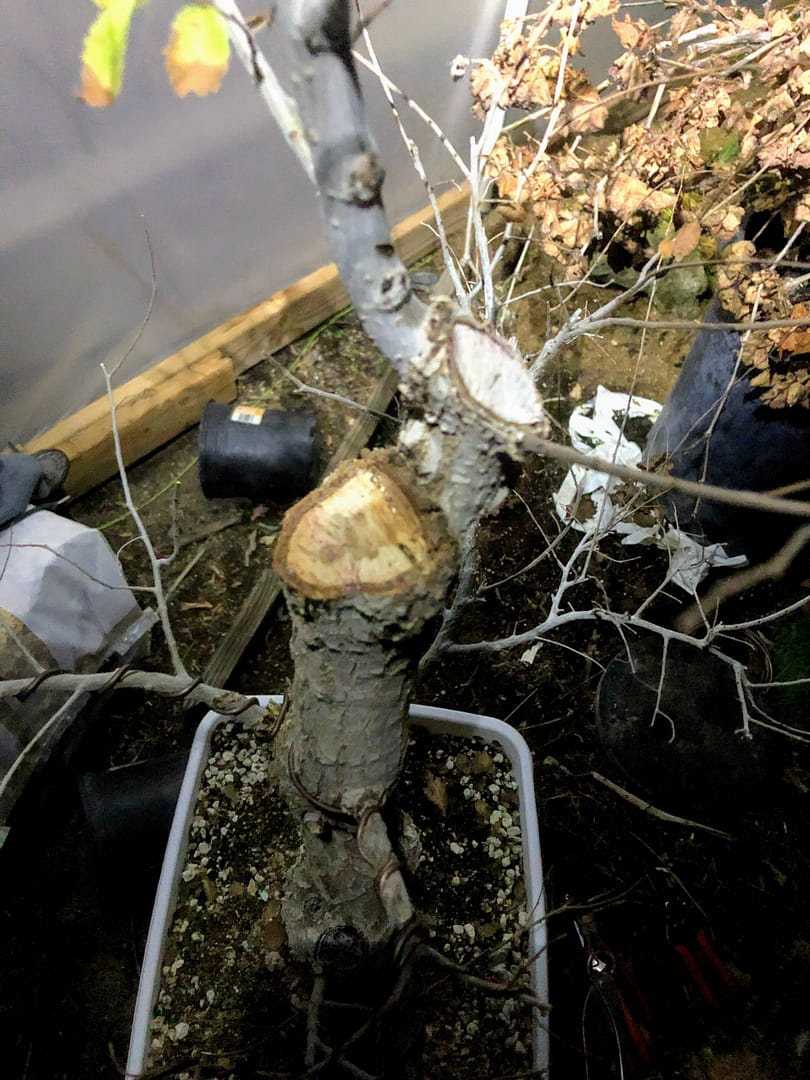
[220,0,549,992]
[3,0,809,1071]
[75,0,551,1060]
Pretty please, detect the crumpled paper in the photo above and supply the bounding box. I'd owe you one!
[553,386,747,594]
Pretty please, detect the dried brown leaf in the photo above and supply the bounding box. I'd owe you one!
[605,173,675,219]
[424,772,448,815]
[670,9,703,43]
[612,14,643,50]
[262,918,286,953]
[659,220,702,260]
[794,194,810,223]
[749,370,772,388]
[552,0,618,28]
[79,65,115,107]
[779,303,810,356]
[470,64,501,115]
[498,201,528,224]
[470,750,494,775]
[567,85,608,133]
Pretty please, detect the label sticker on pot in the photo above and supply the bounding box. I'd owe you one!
[230,406,264,426]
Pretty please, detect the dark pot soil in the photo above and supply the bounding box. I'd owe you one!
[144,717,540,1079]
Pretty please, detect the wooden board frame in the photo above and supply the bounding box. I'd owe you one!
[24,186,469,498]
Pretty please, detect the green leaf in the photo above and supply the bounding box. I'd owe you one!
[164,5,230,98]
[699,128,740,167]
[79,0,139,106]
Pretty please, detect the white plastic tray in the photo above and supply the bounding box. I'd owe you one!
[126,700,549,1077]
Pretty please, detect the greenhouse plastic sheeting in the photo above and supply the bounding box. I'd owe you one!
[2,1,507,445]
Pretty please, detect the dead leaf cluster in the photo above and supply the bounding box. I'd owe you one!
[717,241,810,409]
[479,1,810,408]
[470,5,612,133]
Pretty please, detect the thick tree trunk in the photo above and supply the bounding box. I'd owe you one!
[271,0,548,971]
[273,452,455,958]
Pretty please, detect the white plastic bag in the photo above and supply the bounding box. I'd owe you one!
[553,387,746,594]
[0,510,151,822]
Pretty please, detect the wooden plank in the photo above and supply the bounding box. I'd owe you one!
[26,351,237,498]
[24,185,469,497]
[200,569,282,691]
[200,366,401,690]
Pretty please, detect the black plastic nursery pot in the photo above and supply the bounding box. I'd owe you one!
[198,402,319,503]
[595,635,775,816]
[79,752,189,877]
[643,297,810,564]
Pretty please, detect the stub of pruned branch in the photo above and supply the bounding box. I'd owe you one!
[399,298,549,535]
[273,452,455,812]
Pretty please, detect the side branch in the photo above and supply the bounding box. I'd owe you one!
[529,437,810,521]
[282,0,428,370]
[0,668,267,724]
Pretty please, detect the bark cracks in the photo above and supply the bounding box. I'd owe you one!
[273,0,548,966]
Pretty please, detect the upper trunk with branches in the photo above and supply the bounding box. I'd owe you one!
[270,0,548,967]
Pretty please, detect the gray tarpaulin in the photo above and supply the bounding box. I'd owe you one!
[2,1,507,445]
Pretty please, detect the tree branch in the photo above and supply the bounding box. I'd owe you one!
[215,0,315,181]
[281,0,428,372]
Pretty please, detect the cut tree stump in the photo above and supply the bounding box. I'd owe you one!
[272,449,456,958]
[199,366,401,690]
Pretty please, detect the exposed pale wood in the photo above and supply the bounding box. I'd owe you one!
[276,459,434,600]
[26,351,236,498]
[24,187,468,498]
[200,368,400,689]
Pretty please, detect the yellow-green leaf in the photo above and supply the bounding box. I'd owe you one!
[165,5,230,98]
[79,0,139,107]
[699,128,741,167]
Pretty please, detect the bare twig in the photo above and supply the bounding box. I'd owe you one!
[102,367,187,676]
[420,522,480,669]
[106,226,157,381]
[214,0,314,180]
[167,546,209,599]
[591,772,736,840]
[0,666,266,722]
[0,690,84,805]
[268,357,399,420]
[677,524,810,634]
[351,51,468,177]
[0,542,155,594]
[528,436,810,521]
[352,2,466,304]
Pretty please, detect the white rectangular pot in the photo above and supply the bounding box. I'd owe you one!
[126,700,549,1077]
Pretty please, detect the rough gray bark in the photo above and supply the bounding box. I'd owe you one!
[283,0,428,372]
[273,0,548,965]
[273,454,456,957]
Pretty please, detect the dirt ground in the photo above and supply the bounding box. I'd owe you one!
[2,250,810,1079]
